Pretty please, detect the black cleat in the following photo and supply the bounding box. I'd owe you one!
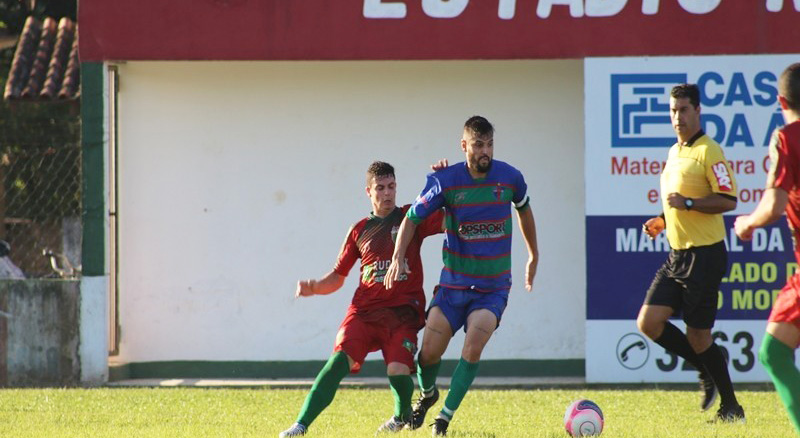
[715,404,746,423]
[432,417,449,436]
[410,387,440,430]
[699,369,718,411]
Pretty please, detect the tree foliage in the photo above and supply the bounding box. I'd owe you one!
[0,0,77,34]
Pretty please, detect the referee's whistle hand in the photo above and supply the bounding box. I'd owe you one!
[642,217,665,239]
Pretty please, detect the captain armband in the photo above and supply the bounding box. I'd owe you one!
[514,195,530,210]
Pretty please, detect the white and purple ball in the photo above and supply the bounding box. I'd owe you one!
[563,399,604,437]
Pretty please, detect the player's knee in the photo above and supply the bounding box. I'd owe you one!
[461,342,485,362]
[418,347,440,367]
[636,314,659,339]
[386,361,411,376]
[461,350,481,362]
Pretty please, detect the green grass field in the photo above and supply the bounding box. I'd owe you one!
[0,386,793,437]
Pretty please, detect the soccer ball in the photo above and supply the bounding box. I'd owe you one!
[563,399,604,437]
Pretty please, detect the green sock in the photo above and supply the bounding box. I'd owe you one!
[296,351,350,427]
[417,359,442,394]
[760,333,800,434]
[441,357,480,420]
[388,374,414,420]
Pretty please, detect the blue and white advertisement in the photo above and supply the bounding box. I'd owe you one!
[585,55,799,383]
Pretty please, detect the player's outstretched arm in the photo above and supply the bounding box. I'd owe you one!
[735,187,789,241]
[385,216,418,290]
[516,205,538,292]
[295,271,346,298]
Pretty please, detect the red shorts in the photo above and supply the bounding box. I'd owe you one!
[334,305,420,373]
[769,273,800,331]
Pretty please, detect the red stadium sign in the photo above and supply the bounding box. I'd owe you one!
[79,0,800,61]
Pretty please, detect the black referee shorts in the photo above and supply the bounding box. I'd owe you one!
[643,240,727,329]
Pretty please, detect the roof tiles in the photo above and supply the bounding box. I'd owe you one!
[4,16,79,101]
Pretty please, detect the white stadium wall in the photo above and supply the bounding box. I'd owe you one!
[112,60,585,368]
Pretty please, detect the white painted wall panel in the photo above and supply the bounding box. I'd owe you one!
[115,60,584,362]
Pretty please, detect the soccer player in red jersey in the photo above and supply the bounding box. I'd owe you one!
[279,161,443,437]
[735,63,800,435]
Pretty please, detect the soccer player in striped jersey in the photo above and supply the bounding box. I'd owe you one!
[735,63,800,435]
[279,161,443,437]
[385,116,539,436]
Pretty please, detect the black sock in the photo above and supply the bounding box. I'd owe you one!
[699,343,738,407]
[653,322,703,370]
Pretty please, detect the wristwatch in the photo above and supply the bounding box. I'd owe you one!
[684,198,694,210]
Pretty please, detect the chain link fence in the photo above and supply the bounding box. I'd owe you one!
[0,103,81,279]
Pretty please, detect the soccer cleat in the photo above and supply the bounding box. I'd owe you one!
[715,404,746,423]
[410,387,440,430]
[431,417,449,436]
[699,369,718,411]
[279,422,307,437]
[376,416,408,433]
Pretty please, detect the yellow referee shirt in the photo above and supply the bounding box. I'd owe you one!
[660,132,737,250]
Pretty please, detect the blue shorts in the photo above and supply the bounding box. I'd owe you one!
[429,286,509,333]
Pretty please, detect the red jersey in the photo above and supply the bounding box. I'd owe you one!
[333,205,443,318]
[767,120,800,263]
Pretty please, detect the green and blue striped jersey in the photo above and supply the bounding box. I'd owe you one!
[407,160,529,292]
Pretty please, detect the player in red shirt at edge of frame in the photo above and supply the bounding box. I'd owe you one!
[735,63,800,436]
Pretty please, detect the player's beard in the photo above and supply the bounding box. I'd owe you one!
[474,156,492,174]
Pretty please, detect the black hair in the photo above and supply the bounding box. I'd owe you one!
[779,63,800,112]
[464,115,494,138]
[670,84,701,108]
[366,161,395,185]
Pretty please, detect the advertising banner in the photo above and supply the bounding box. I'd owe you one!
[585,55,799,382]
[79,1,800,61]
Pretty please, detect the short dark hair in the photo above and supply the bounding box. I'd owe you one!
[366,161,395,185]
[464,115,494,138]
[670,84,701,108]
[779,63,800,112]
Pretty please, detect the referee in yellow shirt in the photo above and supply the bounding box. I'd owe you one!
[638,84,744,423]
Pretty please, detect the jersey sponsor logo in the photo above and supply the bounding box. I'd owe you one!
[363,259,408,283]
[712,161,733,191]
[458,220,506,240]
